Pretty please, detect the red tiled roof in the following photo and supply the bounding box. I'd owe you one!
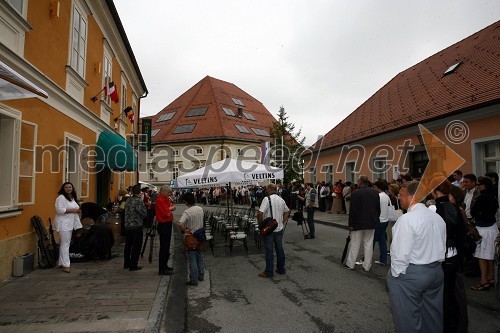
[312,20,500,152]
[147,76,277,144]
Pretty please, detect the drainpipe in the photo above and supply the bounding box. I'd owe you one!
[136,90,149,184]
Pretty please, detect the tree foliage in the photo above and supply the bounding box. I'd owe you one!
[269,106,305,184]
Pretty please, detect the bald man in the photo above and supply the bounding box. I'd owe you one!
[257,184,290,278]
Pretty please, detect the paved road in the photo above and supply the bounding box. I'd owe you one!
[168,204,500,333]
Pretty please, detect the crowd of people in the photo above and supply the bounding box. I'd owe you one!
[53,168,499,331]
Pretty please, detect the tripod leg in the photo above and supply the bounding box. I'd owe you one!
[148,232,154,263]
[141,228,150,258]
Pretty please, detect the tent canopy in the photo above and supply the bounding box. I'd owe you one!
[96,130,136,172]
[176,158,283,188]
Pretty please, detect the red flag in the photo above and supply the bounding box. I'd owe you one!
[104,81,119,103]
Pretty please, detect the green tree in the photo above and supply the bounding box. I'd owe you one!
[269,106,305,184]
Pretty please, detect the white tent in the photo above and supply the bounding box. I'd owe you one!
[176,158,283,188]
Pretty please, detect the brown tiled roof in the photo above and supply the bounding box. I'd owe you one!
[147,76,278,144]
[312,20,500,152]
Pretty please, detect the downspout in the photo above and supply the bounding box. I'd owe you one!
[137,90,149,183]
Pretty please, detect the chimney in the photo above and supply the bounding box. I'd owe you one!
[237,107,243,117]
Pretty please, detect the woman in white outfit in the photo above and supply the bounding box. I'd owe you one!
[54,182,82,273]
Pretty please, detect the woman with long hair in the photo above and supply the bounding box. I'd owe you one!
[54,182,83,273]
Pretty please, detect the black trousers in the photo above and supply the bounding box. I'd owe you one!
[124,227,143,269]
[442,255,468,333]
[157,222,173,273]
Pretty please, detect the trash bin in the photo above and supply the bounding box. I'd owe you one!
[13,252,34,277]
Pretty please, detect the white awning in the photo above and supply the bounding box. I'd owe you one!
[0,60,48,100]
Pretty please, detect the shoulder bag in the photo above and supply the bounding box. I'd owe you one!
[184,234,204,251]
[258,196,278,236]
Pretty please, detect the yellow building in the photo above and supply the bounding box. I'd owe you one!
[0,0,147,281]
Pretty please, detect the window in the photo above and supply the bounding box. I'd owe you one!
[243,112,256,121]
[118,172,125,191]
[186,107,208,117]
[223,107,235,116]
[64,134,83,198]
[80,163,89,198]
[18,121,36,204]
[121,77,128,118]
[323,164,333,183]
[237,148,243,156]
[231,97,245,106]
[345,162,356,184]
[7,0,24,16]
[481,141,500,176]
[172,124,196,134]
[235,124,250,133]
[172,166,179,180]
[156,112,176,122]
[444,61,462,76]
[71,4,87,78]
[310,167,316,184]
[195,148,203,155]
[0,105,21,213]
[131,95,138,133]
[172,149,179,156]
[251,128,270,137]
[102,49,112,106]
[372,158,388,181]
[151,129,160,137]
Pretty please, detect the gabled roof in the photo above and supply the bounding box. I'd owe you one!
[312,20,500,152]
[148,76,277,144]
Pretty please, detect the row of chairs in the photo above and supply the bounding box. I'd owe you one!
[203,207,261,255]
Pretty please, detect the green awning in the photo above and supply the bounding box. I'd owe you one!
[96,130,136,171]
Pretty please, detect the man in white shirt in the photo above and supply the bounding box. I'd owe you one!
[462,173,480,220]
[257,184,290,278]
[451,169,463,187]
[387,181,446,333]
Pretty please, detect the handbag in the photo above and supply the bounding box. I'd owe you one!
[387,199,398,222]
[184,234,203,251]
[258,196,278,236]
[464,220,482,257]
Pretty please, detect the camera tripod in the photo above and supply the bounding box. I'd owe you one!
[141,219,157,263]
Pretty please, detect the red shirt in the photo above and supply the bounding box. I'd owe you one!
[155,195,173,223]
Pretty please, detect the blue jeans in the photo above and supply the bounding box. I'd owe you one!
[187,250,205,284]
[264,230,285,275]
[306,207,315,237]
[373,222,388,264]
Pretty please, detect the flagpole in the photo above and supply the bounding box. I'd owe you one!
[90,87,105,102]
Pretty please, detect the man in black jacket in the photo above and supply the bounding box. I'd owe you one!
[344,175,381,271]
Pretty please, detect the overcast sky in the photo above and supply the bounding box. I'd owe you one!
[114,1,499,146]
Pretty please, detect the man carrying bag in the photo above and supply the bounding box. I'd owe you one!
[257,184,290,278]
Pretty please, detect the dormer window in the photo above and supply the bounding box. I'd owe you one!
[443,61,462,76]
[231,97,245,107]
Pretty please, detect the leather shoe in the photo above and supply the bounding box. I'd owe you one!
[129,266,142,271]
[159,270,174,275]
[258,272,271,278]
[198,277,204,281]
[342,264,354,270]
[304,235,315,239]
[186,281,198,286]
[275,269,286,275]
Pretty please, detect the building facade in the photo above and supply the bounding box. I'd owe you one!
[139,76,277,186]
[304,21,500,187]
[0,0,147,281]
